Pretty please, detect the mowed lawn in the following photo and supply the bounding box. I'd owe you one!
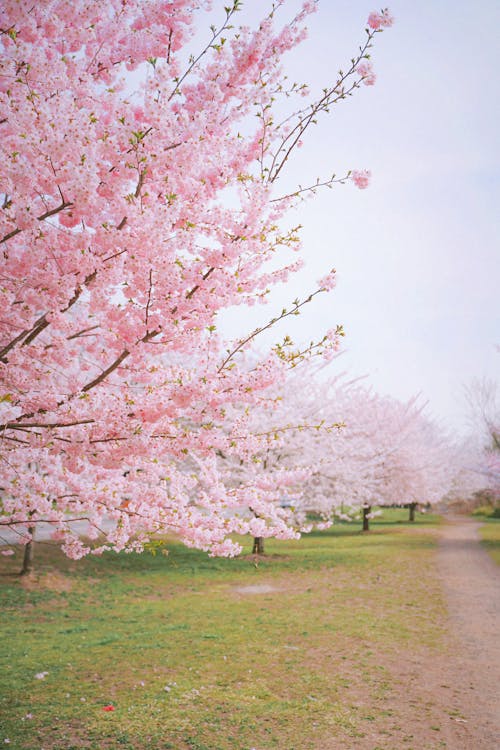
[1,511,447,750]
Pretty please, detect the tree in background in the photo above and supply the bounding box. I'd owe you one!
[311,388,456,529]
[217,367,350,553]
[222,367,458,538]
[372,400,455,522]
[0,2,394,559]
[464,378,500,503]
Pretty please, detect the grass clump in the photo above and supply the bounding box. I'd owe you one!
[472,504,500,519]
[478,518,500,564]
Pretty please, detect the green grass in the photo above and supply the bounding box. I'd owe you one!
[370,506,442,526]
[0,510,446,749]
[478,518,500,564]
[471,504,500,519]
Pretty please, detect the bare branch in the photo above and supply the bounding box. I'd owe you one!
[270,172,350,203]
[218,289,324,372]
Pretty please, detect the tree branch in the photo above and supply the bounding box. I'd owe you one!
[0,270,97,361]
[1,200,73,245]
[218,290,324,372]
[0,419,94,432]
[81,328,161,393]
[145,269,153,329]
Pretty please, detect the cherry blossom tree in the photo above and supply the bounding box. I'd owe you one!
[225,370,457,535]
[217,365,351,553]
[372,401,455,522]
[0,1,393,561]
[313,390,455,528]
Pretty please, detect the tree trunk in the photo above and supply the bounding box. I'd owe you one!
[20,527,35,575]
[252,536,265,555]
[362,505,371,532]
[408,502,417,522]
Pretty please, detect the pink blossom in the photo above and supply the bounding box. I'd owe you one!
[1,550,14,556]
[356,61,376,86]
[318,270,337,291]
[302,0,317,13]
[367,9,394,30]
[350,169,371,189]
[316,521,332,531]
[325,328,340,343]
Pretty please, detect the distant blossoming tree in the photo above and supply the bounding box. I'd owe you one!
[222,368,456,539]
[0,1,393,560]
[365,397,456,524]
[217,366,349,554]
[464,378,500,499]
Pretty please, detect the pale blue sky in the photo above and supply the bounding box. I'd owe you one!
[217,0,500,432]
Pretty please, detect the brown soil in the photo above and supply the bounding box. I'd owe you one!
[233,583,282,594]
[432,516,500,748]
[19,569,75,592]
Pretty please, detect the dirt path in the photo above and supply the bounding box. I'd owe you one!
[321,517,500,750]
[433,516,500,748]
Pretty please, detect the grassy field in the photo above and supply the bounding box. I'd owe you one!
[0,510,447,750]
[478,518,500,564]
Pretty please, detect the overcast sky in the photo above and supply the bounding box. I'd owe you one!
[216,0,500,433]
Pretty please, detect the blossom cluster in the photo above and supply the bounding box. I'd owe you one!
[367,9,394,30]
[350,170,371,190]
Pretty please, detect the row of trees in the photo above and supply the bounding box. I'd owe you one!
[221,367,461,549]
[4,2,494,565]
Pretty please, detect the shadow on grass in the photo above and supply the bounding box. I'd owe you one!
[0,512,440,596]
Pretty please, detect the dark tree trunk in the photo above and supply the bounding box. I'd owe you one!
[408,502,417,522]
[362,505,371,532]
[20,527,35,575]
[252,536,265,555]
